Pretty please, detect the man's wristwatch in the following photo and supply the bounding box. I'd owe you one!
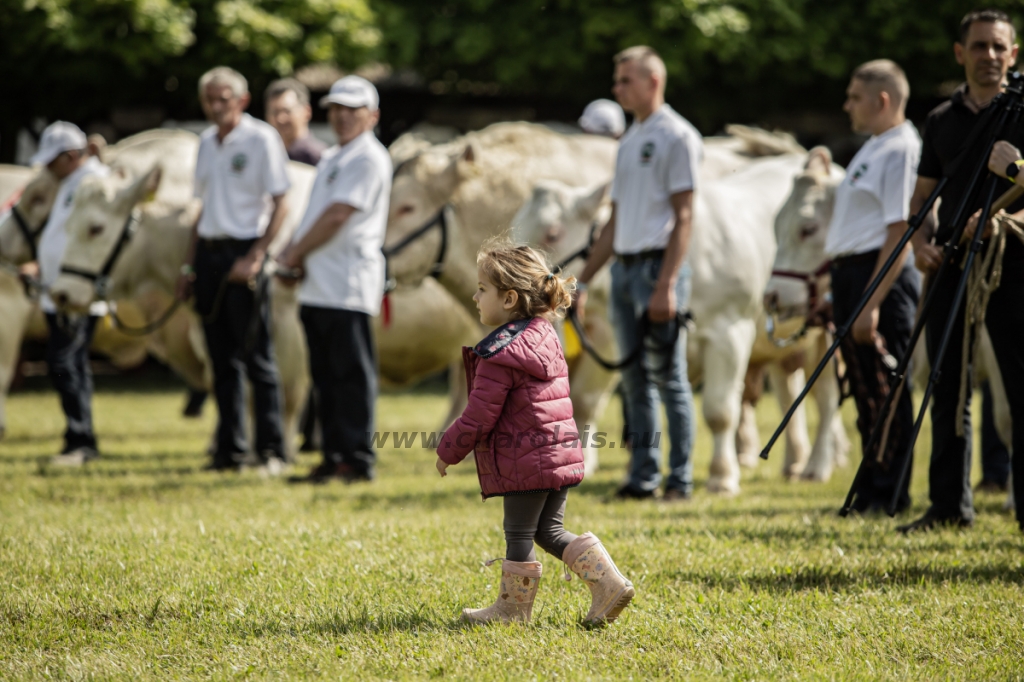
[180,263,195,279]
[1006,159,1024,183]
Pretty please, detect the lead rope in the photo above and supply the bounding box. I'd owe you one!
[955,213,1024,435]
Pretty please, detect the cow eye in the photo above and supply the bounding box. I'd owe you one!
[88,224,104,237]
[397,204,415,216]
[799,224,818,239]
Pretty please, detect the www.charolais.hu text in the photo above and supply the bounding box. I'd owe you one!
[367,428,662,449]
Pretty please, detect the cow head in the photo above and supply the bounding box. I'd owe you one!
[0,169,59,265]
[512,180,609,262]
[763,147,841,324]
[383,144,475,286]
[49,166,162,311]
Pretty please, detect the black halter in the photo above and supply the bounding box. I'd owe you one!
[381,205,449,291]
[10,205,45,261]
[58,210,139,299]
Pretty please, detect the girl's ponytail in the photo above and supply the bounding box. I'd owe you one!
[478,238,577,321]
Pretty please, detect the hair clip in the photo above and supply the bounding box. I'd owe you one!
[546,273,555,281]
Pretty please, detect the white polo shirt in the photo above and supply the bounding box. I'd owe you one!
[38,156,110,314]
[193,113,291,239]
[611,104,703,254]
[294,130,393,315]
[825,121,921,258]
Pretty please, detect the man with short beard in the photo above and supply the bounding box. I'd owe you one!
[901,9,1024,533]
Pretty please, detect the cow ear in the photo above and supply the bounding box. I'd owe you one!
[574,182,609,220]
[805,146,832,175]
[120,165,163,207]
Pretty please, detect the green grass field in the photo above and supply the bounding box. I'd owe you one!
[1,376,1022,680]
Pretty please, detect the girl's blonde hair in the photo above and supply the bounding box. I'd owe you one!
[477,237,576,321]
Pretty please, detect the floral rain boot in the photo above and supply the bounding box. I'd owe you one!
[461,560,543,624]
[562,532,634,626]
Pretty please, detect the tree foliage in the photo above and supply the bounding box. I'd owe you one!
[3,0,1024,161]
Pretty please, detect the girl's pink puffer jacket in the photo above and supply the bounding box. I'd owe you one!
[437,316,585,499]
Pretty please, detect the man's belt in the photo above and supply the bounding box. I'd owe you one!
[198,236,257,252]
[830,249,880,269]
[616,248,666,267]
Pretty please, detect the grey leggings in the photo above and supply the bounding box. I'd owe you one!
[503,489,579,562]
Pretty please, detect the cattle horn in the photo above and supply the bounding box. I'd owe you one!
[804,146,832,175]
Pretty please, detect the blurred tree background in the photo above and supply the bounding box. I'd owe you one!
[2,0,1023,161]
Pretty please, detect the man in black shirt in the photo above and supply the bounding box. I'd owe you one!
[901,9,1023,533]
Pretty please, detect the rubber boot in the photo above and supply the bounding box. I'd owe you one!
[563,532,634,626]
[461,560,542,624]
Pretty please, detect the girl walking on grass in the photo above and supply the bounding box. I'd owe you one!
[436,239,634,626]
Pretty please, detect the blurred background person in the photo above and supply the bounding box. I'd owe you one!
[265,77,326,166]
[579,98,626,139]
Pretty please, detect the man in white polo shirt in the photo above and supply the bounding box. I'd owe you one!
[27,122,110,466]
[826,59,921,515]
[575,46,701,501]
[177,66,291,472]
[278,76,392,484]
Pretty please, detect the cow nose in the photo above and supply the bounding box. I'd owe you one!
[543,225,562,245]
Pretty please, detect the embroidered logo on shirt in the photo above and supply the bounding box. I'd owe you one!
[231,153,248,174]
[640,142,655,166]
[849,163,868,185]
[326,167,339,184]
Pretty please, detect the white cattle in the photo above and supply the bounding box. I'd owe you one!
[763,147,1010,497]
[384,120,812,493]
[0,166,154,437]
[45,129,481,457]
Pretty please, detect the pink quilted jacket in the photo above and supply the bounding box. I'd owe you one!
[437,316,585,499]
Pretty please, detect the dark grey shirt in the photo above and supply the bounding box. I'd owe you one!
[287,134,327,166]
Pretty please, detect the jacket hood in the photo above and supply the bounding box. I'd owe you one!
[473,317,566,381]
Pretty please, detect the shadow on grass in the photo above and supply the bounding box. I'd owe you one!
[670,558,1024,593]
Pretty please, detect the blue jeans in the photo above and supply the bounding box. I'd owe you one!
[609,257,695,493]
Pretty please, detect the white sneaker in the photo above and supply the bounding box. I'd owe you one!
[50,447,98,467]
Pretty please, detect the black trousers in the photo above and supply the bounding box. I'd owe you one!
[45,313,99,453]
[194,238,284,462]
[299,305,377,472]
[928,238,1024,526]
[831,256,920,510]
[980,381,1010,486]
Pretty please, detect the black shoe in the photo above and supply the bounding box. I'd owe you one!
[202,460,239,472]
[288,461,349,484]
[975,479,1009,494]
[613,483,658,500]
[661,488,692,503]
[896,512,973,534]
[343,465,375,483]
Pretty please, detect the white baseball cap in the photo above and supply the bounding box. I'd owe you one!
[31,121,88,166]
[579,99,626,138]
[319,75,379,111]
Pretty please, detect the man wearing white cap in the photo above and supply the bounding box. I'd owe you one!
[278,75,392,484]
[579,99,627,139]
[177,66,291,473]
[27,121,110,466]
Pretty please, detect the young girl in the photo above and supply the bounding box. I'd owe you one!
[436,239,634,626]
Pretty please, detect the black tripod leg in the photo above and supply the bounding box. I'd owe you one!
[759,180,945,461]
[886,178,1001,516]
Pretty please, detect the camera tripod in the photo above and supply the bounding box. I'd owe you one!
[758,71,1024,518]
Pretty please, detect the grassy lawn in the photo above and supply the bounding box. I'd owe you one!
[1,376,1021,680]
